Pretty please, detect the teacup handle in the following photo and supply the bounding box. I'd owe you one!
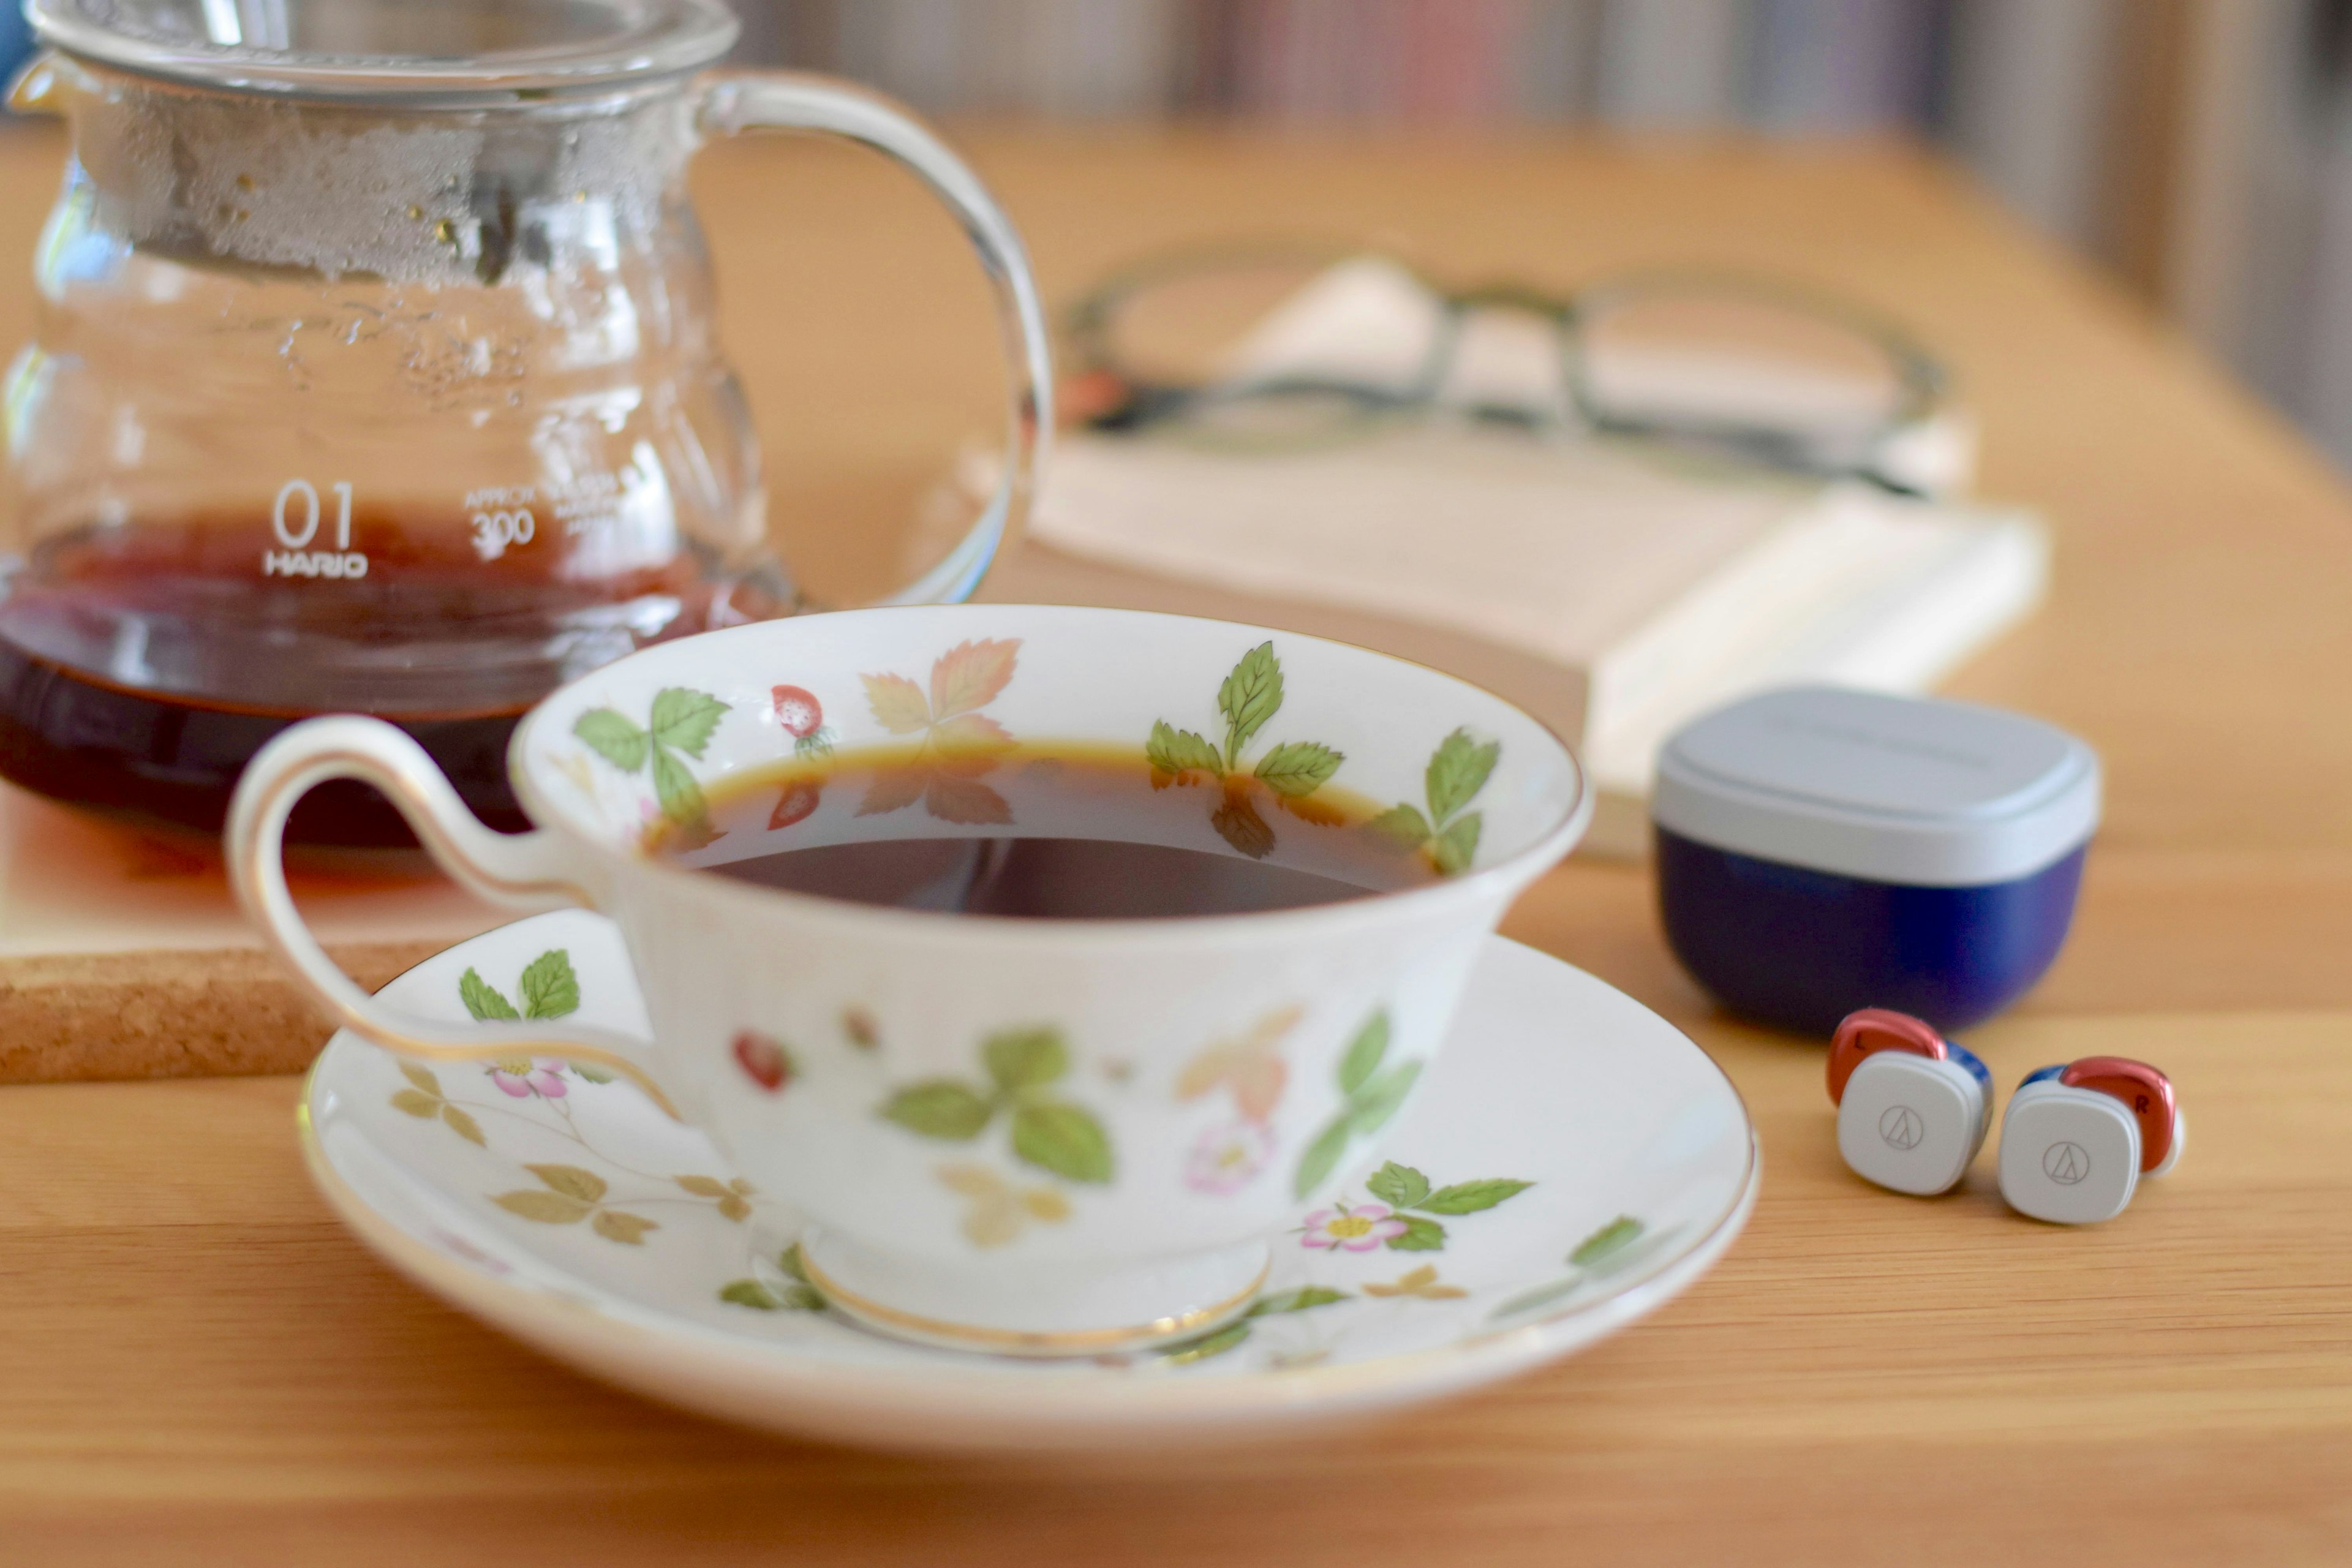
[694,71,1053,608]
[227,716,684,1119]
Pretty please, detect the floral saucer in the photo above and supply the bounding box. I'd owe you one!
[300,910,1757,1451]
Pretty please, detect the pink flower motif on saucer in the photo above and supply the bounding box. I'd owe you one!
[1185,1119,1275,1194]
[1299,1202,1406,1251]
[430,1230,513,1276]
[489,1058,569,1099]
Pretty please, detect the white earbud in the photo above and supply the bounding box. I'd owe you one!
[1828,1009,1994,1196]
[1998,1057,2183,1225]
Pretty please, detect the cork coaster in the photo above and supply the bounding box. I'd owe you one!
[0,943,444,1084]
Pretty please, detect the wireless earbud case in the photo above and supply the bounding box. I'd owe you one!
[1653,687,2100,1035]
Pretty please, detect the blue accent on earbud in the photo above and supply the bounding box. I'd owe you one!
[2019,1063,2067,1088]
[1945,1039,1992,1091]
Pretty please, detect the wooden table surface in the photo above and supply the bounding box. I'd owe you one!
[4,121,2351,1564]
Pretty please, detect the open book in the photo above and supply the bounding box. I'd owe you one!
[980,262,2045,856]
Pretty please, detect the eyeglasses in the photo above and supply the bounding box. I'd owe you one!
[1062,248,1953,496]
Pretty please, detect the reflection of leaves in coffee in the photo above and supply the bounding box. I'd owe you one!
[573,687,731,835]
[922,774,1016,826]
[856,639,1022,826]
[878,1023,1114,1186]
[1211,783,1275,859]
[1370,727,1500,877]
[1148,641,1344,860]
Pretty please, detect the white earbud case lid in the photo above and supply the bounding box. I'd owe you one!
[1653,686,2101,887]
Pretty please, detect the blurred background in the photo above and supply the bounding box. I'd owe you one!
[0,0,2342,466]
[639,0,2352,475]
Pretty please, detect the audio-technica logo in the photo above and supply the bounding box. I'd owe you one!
[1877,1104,1924,1151]
[2043,1141,2091,1185]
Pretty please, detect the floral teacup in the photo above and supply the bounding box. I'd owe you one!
[231,606,1590,1354]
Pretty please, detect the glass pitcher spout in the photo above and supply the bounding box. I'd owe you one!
[0,0,1052,849]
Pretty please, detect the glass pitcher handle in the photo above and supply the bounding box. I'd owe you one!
[695,73,1052,608]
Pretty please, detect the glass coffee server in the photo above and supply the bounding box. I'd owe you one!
[0,0,1049,846]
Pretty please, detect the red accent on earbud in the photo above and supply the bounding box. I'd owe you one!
[1828,1008,1948,1105]
[2060,1057,2176,1172]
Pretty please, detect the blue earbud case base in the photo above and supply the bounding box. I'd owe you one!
[1656,829,2086,1035]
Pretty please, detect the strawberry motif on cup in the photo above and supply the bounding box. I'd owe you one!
[733,1030,796,1093]
[772,685,836,759]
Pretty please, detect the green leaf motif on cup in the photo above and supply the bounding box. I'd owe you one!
[1433,814,1483,878]
[572,709,647,772]
[1292,1117,1357,1200]
[1216,640,1284,766]
[649,748,703,826]
[1347,1061,1420,1131]
[876,1025,1115,1192]
[1336,1009,1390,1096]
[983,1028,1068,1093]
[1293,1009,1427,1199]
[1366,802,1433,848]
[1371,727,1500,878]
[1146,641,1345,860]
[1011,1101,1114,1185]
[1253,740,1344,798]
[1147,720,1222,778]
[1425,727,1500,823]
[571,686,731,839]
[879,1081,995,1141]
[649,687,728,760]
